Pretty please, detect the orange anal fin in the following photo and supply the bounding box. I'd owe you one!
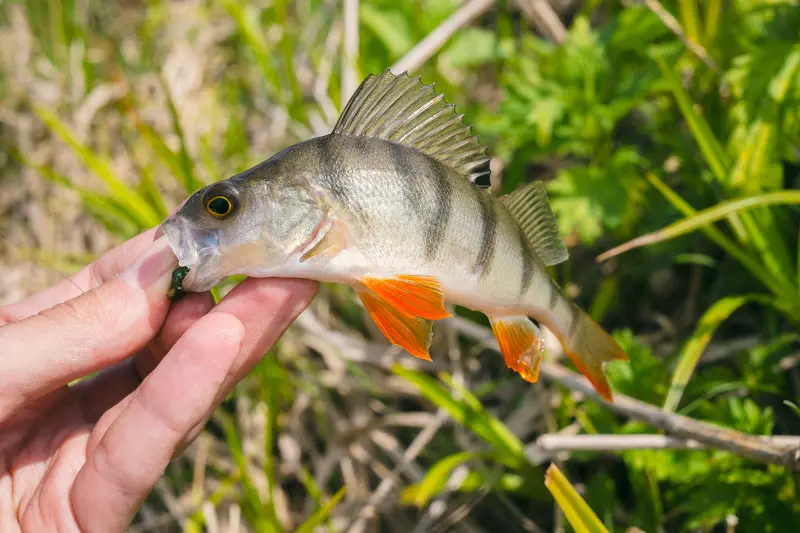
[489,315,543,383]
[358,290,434,361]
[360,274,451,320]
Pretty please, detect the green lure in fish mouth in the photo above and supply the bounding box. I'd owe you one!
[167,266,191,301]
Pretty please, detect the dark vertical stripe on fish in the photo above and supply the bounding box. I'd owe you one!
[388,141,425,216]
[517,226,534,296]
[317,135,365,222]
[472,187,497,277]
[424,159,453,260]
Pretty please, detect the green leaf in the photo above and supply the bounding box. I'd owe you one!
[545,464,610,533]
[784,401,800,419]
[359,5,414,58]
[295,486,347,533]
[599,190,800,257]
[440,28,507,68]
[401,451,482,506]
[664,295,755,412]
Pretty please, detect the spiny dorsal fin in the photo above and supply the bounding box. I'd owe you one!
[333,69,491,187]
[501,181,568,266]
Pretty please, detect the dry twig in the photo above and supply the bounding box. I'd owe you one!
[391,0,495,74]
[514,0,567,44]
[642,0,720,72]
[445,316,800,472]
[535,434,800,453]
[342,0,359,101]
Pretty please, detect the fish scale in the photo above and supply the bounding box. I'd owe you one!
[160,69,628,401]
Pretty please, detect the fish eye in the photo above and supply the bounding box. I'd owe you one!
[206,195,233,217]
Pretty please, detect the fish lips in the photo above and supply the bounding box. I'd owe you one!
[158,216,223,292]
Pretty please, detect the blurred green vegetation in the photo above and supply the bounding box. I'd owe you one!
[2,0,799,531]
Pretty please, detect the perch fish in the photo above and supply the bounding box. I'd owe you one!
[158,70,628,400]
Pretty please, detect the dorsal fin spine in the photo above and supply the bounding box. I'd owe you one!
[415,111,461,145]
[374,83,419,137]
[403,107,451,145]
[419,120,468,154]
[396,94,445,143]
[333,70,491,186]
[501,181,568,266]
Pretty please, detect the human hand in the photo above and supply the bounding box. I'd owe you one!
[0,229,318,532]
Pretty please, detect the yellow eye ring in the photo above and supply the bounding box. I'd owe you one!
[206,195,232,217]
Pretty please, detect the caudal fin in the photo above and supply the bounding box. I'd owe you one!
[561,311,627,401]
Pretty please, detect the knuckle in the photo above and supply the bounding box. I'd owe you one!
[43,287,126,337]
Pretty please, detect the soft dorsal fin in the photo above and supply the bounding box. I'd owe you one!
[333,69,491,187]
[501,181,568,266]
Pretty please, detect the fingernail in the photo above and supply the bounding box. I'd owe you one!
[119,236,178,291]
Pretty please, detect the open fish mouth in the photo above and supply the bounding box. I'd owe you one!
[158,216,223,292]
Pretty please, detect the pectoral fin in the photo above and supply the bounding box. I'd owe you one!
[489,315,544,383]
[358,290,434,361]
[300,218,346,262]
[360,274,451,320]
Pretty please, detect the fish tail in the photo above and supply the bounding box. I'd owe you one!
[555,307,627,401]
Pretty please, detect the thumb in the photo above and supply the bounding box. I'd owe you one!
[0,237,177,417]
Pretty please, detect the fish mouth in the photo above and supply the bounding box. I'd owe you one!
[158,216,223,292]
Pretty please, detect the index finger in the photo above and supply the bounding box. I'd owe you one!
[0,228,158,324]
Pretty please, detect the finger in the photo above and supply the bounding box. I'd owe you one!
[72,291,215,423]
[0,237,176,418]
[173,277,318,447]
[134,291,216,378]
[71,312,246,533]
[207,277,318,393]
[0,228,158,324]
[81,278,316,459]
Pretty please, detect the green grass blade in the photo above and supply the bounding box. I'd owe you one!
[138,164,169,219]
[784,401,800,419]
[545,464,610,533]
[598,190,800,257]
[600,174,800,311]
[663,295,755,412]
[401,451,483,506]
[33,106,161,228]
[29,161,142,237]
[704,0,722,44]
[258,357,283,533]
[183,475,239,533]
[678,0,701,44]
[221,0,283,102]
[294,486,347,533]
[652,52,729,181]
[126,108,191,193]
[160,74,202,193]
[392,365,527,469]
[218,411,274,532]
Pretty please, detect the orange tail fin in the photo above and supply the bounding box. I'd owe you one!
[560,311,627,401]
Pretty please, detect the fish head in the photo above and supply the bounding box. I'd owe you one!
[158,172,324,292]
